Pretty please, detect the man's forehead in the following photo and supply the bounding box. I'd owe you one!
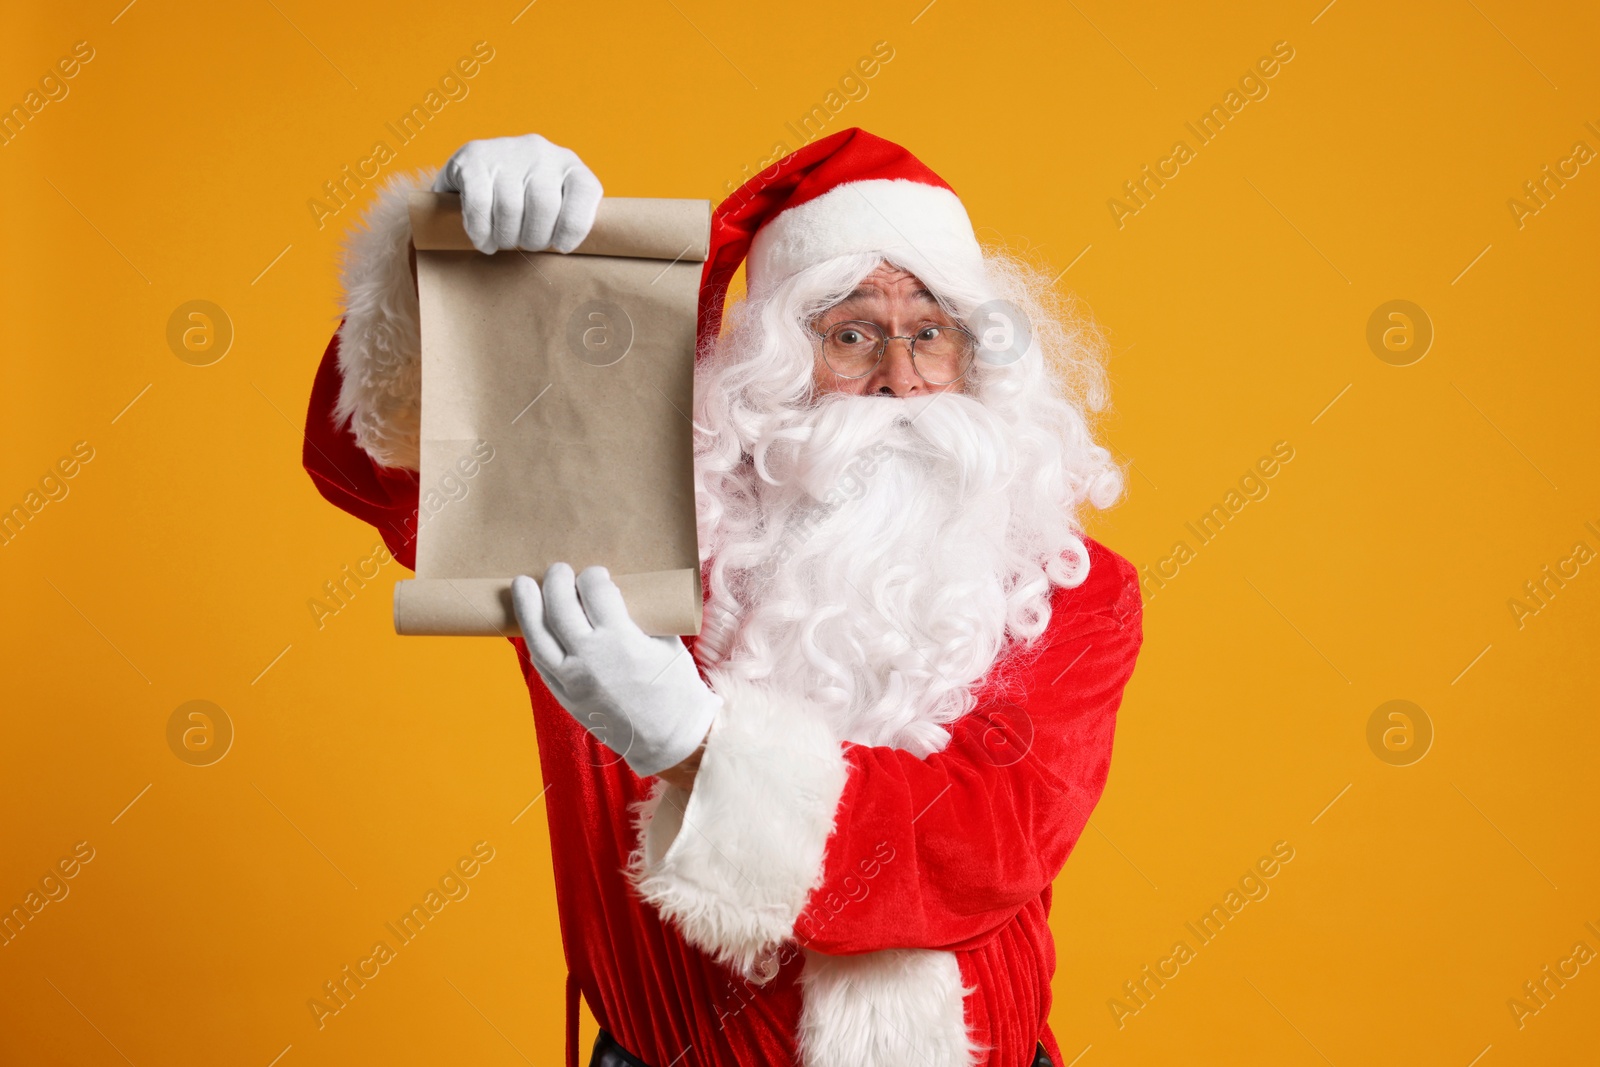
[837,286,938,303]
[835,272,940,306]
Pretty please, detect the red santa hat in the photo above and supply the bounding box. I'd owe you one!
[697,128,984,354]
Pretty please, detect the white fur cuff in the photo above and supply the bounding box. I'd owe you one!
[333,168,437,472]
[629,670,849,977]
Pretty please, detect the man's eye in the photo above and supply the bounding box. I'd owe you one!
[838,329,864,345]
[916,327,941,341]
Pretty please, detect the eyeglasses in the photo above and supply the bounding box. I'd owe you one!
[811,319,978,385]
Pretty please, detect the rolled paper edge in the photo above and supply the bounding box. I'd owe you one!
[394,569,703,637]
[408,192,710,261]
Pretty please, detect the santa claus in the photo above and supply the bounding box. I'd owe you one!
[303,128,1143,1067]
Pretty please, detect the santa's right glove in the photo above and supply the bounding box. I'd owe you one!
[432,132,603,255]
[512,564,720,778]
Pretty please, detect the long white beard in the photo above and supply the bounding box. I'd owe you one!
[696,391,1066,755]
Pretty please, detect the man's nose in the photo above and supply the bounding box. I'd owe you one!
[868,337,927,397]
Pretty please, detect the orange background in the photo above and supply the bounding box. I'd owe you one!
[3,1,1598,1064]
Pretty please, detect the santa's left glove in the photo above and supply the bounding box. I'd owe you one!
[512,563,721,778]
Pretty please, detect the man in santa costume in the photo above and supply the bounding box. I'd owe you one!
[302,127,1142,1067]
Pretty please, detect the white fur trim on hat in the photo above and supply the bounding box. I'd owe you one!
[332,168,436,472]
[799,948,979,1067]
[628,669,850,978]
[747,178,983,294]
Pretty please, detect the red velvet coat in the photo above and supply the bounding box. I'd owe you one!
[304,328,1143,1067]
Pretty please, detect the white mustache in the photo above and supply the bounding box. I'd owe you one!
[755,391,1016,503]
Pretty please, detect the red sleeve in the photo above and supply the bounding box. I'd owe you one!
[794,544,1143,955]
[301,328,422,570]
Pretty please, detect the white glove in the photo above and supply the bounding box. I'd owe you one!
[432,133,603,255]
[512,563,721,778]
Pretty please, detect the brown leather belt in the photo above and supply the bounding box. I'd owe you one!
[590,1030,652,1067]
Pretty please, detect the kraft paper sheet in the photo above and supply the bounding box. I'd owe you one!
[393,192,710,637]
